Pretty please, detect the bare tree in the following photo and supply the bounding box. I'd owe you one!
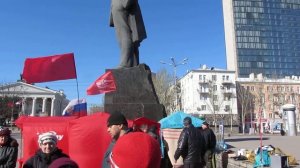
[152,69,175,115]
[268,84,287,120]
[236,82,254,134]
[0,83,22,124]
[203,80,225,131]
[89,104,104,114]
[228,92,237,133]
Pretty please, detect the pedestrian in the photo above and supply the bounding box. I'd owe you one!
[174,117,204,168]
[23,131,69,168]
[109,132,161,168]
[0,127,18,168]
[48,157,79,168]
[140,124,149,133]
[201,121,216,168]
[109,0,147,68]
[147,125,159,140]
[102,111,131,168]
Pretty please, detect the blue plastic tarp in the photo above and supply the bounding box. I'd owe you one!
[159,111,204,129]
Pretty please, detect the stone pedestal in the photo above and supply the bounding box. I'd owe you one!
[104,64,166,121]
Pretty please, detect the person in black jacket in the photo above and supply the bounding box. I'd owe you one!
[23,131,69,168]
[102,112,131,168]
[174,117,204,168]
[0,127,18,168]
[201,121,216,168]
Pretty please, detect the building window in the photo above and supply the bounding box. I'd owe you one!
[214,105,219,111]
[225,105,230,112]
[225,95,231,101]
[213,95,218,101]
[212,75,217,81]
[213,85,218,91]
[201,105,206,110]
[226,85,230,90]
[200,95,207,100]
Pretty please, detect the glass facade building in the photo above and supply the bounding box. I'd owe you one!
[223,0,300,78]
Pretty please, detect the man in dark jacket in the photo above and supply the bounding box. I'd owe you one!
[0,127,18,168]
[102,112,131,168]
[174,117,204,168]
[23,131,69,168]
[201,121,216,168]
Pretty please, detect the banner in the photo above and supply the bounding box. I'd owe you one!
[68,113,112,168]
[86,71,116,95]
[15,113,114,168]
[15,116,77,163]
[22,53,77,83]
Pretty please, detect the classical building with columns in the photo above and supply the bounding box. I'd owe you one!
[0,81,69,117]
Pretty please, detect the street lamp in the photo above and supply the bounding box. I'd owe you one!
[160,57,188,111]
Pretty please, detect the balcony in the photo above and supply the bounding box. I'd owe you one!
[223,89,233,94]
[198,88,209,94]
[199,79,209,84]
[222,79,233,85]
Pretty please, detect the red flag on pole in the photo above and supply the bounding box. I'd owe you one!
[22,53,77,83]
[86,71,117,95]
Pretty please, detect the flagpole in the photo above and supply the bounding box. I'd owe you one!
[73,53,81,117]
[75,78,81,117]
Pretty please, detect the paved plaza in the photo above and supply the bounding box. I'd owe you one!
[10,130,300,167]
[225,134,300,166]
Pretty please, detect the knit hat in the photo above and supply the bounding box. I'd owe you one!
[107,112,128,127]
[49,157,79,168]
[0,127,11,136]
[110,132,161,168]
[38,131,58,144]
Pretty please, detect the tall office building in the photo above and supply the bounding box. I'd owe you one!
[222,0,300,78]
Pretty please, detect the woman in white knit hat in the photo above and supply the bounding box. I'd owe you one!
[23,131,69,168]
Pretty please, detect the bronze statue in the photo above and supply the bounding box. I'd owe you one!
[109,0,147,68]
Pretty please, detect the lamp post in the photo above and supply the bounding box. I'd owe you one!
[160,57,188,112]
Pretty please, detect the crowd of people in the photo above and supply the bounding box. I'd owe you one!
[103,112,217,168]
[0,112,216,168]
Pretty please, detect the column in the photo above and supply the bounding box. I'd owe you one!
[21,98,27,115]
[42,97,47,113]
[31,97,37,116]
[51,98,55,116]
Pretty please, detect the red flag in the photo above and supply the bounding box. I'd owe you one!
[86,71,117,95]
[22,53,77,83]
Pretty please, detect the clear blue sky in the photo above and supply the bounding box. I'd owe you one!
[0,0,226,107]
